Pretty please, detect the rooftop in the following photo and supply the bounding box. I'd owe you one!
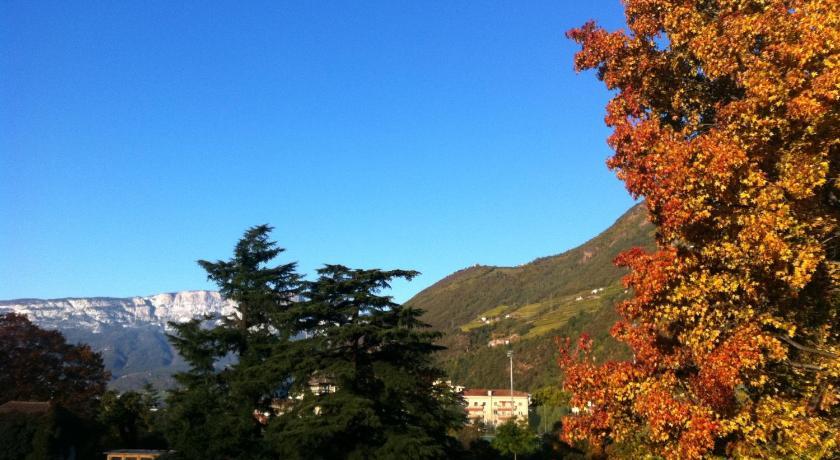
[0,401,51,414]
[461,389,529,397]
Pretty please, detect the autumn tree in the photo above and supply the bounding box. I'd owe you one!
[560,0,839,458]
[0,313,109,417]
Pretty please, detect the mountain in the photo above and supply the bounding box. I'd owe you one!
[2,204,653,393]
[406,203,655,391]
[0,290,235,391]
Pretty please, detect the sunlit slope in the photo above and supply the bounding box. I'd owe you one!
[405,203,655,390]
[408,203,653,335]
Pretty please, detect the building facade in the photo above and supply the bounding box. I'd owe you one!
[461,388,529,426]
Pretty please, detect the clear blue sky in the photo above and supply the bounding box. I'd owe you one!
[1,1,635,303]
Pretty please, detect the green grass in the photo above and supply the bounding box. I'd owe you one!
[522,283,627,338]
[459,305,513,331]
[458,283,628,338]
[511,300,551,319]
[523,297,602,338]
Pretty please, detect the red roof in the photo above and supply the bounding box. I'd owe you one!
[461,389,529,397]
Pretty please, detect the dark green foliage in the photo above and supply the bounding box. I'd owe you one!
[438,296,629,391]
[98,386,166,450]
[165,227,464,458]
[0,412,48,460]
[164,225,301,459]
[267,265,466,459]
[0,406,100,460]
[491,420,539,458]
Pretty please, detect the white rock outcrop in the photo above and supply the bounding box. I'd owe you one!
[0,290,237,332]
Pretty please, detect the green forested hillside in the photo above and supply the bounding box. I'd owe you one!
[406,203,655,390]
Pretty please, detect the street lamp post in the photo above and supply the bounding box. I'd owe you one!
[507,349,516,460]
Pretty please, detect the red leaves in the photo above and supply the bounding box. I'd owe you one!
[0,313,109,416]
[559,0,839,457]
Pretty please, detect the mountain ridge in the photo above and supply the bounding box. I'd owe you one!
[406,202,655,390]
[0,290,236,390]
[0,289,236,333]
[409,202,653,332]
[2,204,654,392]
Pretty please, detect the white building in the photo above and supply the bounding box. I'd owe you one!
[461,388,529,426]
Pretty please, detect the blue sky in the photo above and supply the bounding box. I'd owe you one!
[1,1,634,302]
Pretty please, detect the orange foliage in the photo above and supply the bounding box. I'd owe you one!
[560,0,839,458]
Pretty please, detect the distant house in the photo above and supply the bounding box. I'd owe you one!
[461,388,529,426]
[104,450,169,460]
[264,375,339,420]
[487,334,519,348]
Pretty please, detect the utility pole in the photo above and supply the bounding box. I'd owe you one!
[507,349,516,460]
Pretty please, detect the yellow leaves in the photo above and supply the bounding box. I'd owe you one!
[778,149,830,199]
[565,0,840,456]
[730,396,839,458]
[759,316,796,338]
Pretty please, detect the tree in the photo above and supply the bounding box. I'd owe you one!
[560,0,839,458]
[267,265,466,459]
[98,386,166,450]
[0,313,109,417]
[529,386,569,436]
[165,225,302,459]
[491,420,539,459]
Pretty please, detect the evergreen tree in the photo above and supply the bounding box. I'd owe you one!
[165,225,301,459]
[267,265,466,459]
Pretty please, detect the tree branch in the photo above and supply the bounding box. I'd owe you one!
[786,360,824,371]
[777,334,839,359]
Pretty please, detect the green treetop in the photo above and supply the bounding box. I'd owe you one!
[268,265,466,459]
[165,225,302,460]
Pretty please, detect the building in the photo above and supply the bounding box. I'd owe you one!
[0,400,51,415]
[104,450,169,460]
[461,388,530,426]
[262,375,339,421]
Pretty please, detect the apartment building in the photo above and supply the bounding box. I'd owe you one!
[462,388,529,426]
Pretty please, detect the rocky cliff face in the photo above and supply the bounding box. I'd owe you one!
[0,290,238,390]
[0,290,236,332]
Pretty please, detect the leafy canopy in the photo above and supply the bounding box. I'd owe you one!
[560,0,839,458]
[491,420,539,458]
[0,313,109,417]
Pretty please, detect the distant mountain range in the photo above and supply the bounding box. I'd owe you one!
[406,202,655,391]
[0,291,235,391]
[2,203,654,393]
